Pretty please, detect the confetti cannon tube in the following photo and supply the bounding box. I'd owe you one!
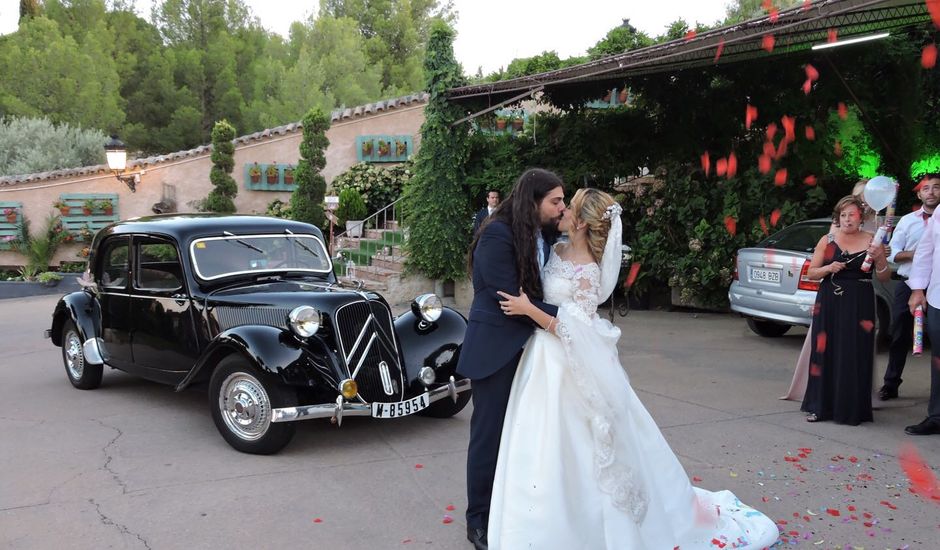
[913,305,924,357]
[861,226,887,272]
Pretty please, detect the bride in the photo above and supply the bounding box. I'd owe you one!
[491,188,778,549]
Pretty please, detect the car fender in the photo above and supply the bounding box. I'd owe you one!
[176,325,341,391]
[394,307,467,382]
[50,291,100,347]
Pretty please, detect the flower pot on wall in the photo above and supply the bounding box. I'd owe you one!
[5,212,16,223]
[618,89,628,104]
[512,118,524,131]
[266,166,279,184]
[58,206,70,215]
[495,119,507,130]
[345,220,364,238]
[103,206,113,216]
[284,171,294,184]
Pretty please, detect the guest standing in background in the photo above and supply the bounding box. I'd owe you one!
[473,190,501,236]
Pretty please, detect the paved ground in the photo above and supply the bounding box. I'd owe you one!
[1,294,938,549]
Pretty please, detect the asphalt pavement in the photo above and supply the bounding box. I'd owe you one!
[1,294,938,549]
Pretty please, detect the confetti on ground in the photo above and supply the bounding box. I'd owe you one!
[899,443,940,503]
[313,518,323,523]
[446,504,456,511]
[414,463,424,469]
[442,514,453,524]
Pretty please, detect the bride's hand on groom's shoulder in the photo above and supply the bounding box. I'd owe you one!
[497,288,533,317]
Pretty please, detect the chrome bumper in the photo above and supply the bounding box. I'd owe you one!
[271,376,472,425]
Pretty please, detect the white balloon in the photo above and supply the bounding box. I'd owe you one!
[864,176,897,212]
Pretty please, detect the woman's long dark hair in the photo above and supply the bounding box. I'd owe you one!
[468,168,563,300]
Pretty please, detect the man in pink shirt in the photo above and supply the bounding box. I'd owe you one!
[905,172,940,436]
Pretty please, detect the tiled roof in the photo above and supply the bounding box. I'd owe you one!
[0,92,429,187]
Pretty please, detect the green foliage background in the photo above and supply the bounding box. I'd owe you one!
[290,108,329,229]
[203,119,237,213]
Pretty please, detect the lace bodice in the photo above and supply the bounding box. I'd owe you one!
[543,247,601,321]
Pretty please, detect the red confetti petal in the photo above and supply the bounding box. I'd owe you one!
[781,115,796,142]
[762,34,776,52]
[625,262,641,287]
[834,140,843,157]
[810,363,821,376]
[928,0,940,29]
[761,0,772,9]
[446,504,456,511]
[714,38,725,63]
[803,0,811,11]
[313,518,323,523]
[849,456,858,463]
[766,122,778,141]
[804,174,818,186]
[774,168,788,186]
[815,331,827,353]
[758,154,772,174]
[727,152,738,179]
[802,79,812,95]
[693,476,703,482]
[923,44,938,69]
[769,8,779,23]
[776,139,789,160]
[805,63,820,81]
[763,141,777,159]
[826,508,841,517]
[859,319,874,332]
[759,215,769,235]
[745,104,759,129]
[837,102,848,120]
[770,208,782,227]
[899,443,940,502]
[701,151,711,176]
[805,125,816,141]
[442,515,454,524]
[684,30,697,42]
[828,28,838,43]
[716,158,728,177]
[415,463,424,469]
[724,216,737,237]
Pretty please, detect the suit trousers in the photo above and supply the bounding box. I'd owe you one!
[465,350,523,529]
[884,281,914,388]
[924,306,940,419]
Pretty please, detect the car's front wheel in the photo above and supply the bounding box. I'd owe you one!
[209,355,297,455]
[417,388,471,418]
[746,318,791,337]
[61,320,102,389]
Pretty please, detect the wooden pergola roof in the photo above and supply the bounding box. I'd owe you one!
[446,0,933,112]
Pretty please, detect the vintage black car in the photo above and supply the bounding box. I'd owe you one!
[46,215,471,454]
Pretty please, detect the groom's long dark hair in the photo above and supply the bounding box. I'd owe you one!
[468,168,563,300]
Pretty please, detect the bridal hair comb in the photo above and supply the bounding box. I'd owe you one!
[602,203,623,221]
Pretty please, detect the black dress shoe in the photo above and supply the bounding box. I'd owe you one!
[878,385,899,400]
[905,418,940,436]
[467,526,487,550]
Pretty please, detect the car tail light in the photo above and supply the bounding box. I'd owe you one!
[732,254,738,281]
[798,259,820,291]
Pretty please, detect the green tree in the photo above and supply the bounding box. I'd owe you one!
[204,119,237,213]
[587,19,652,59]
[402,21,470,280]
[723,0,802,25]
[290,108,329,228]
[19,0,40,21]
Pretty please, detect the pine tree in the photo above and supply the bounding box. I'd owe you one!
[204,120,237,213]
[290,108,328,229]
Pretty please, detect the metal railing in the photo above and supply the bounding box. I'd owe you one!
[333,198,405,272]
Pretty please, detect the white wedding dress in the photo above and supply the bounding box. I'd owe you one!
[488,247,779,549]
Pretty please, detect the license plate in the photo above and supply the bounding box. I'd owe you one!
[371,392,430,418]
[751,267,780,283]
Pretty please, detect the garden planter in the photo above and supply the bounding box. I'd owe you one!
[512,119,524,131]
[284,174,294,184]
[250,174,261,183]
[82,208,92,215]
[103,207,113,216]
[58,206,70,215]
[345,220,364,238]
[496,119,507,130]
[267,173,278,184]
[362,143,373,156]
[618,89,628,104]
[5,213,16,223]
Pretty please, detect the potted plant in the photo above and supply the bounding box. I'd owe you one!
[37,271,63,287]
[248,162,262,183]
[377,140,390,157]
[3,207,17,224]
[495,116,507,130]
[512,117,524,131]
[283,166,294,184]
[618,88,629,104]
[361,140,374,156]
[82,199,96,215]
[79,224,94,243]
[99,199,114,216]
[53,200,70,215]
[337,188,368,238]
[266,164,279,184]
[395,140,407,156]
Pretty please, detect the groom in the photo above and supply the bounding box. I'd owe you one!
[457,168,566,550]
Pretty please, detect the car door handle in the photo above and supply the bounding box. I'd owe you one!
[171,293,188,306]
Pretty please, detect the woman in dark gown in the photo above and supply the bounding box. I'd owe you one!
[801,195,890,425]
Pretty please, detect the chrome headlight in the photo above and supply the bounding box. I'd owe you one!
[288,306,321,337]
[412,293,442,323]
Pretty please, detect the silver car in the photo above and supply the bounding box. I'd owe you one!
[728,218,896,344]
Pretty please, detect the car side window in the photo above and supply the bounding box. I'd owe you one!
[98,238,129,289]
[136,239,183,292]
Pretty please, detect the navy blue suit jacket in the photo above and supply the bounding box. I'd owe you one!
[472,207,489,235]
[456,220,558,380]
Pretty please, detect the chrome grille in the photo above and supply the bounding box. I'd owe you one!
[334,300,403,403]
[215,307,291,331]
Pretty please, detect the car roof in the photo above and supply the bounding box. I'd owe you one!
[100,214,326,243]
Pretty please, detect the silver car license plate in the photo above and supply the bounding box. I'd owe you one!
[371,392,430,418]
[751,267,780,283]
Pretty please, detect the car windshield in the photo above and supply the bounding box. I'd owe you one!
[190,233,331,280]
[758,221,830,253]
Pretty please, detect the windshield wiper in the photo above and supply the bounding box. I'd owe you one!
[284,229,320,258]
[223,231,264,253]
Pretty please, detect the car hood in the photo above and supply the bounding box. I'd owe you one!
[205,279,382,311]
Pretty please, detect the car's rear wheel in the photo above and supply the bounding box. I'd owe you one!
[209,354,297,455]
[417,388,471,418]
[746,318,791,337]
[61,320,102,389]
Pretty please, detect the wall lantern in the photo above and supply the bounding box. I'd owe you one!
[104,135,141,192]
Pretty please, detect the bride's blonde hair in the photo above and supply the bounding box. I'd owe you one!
[569,188,617,263]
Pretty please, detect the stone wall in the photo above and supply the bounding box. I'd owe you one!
[0,100,426,269]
